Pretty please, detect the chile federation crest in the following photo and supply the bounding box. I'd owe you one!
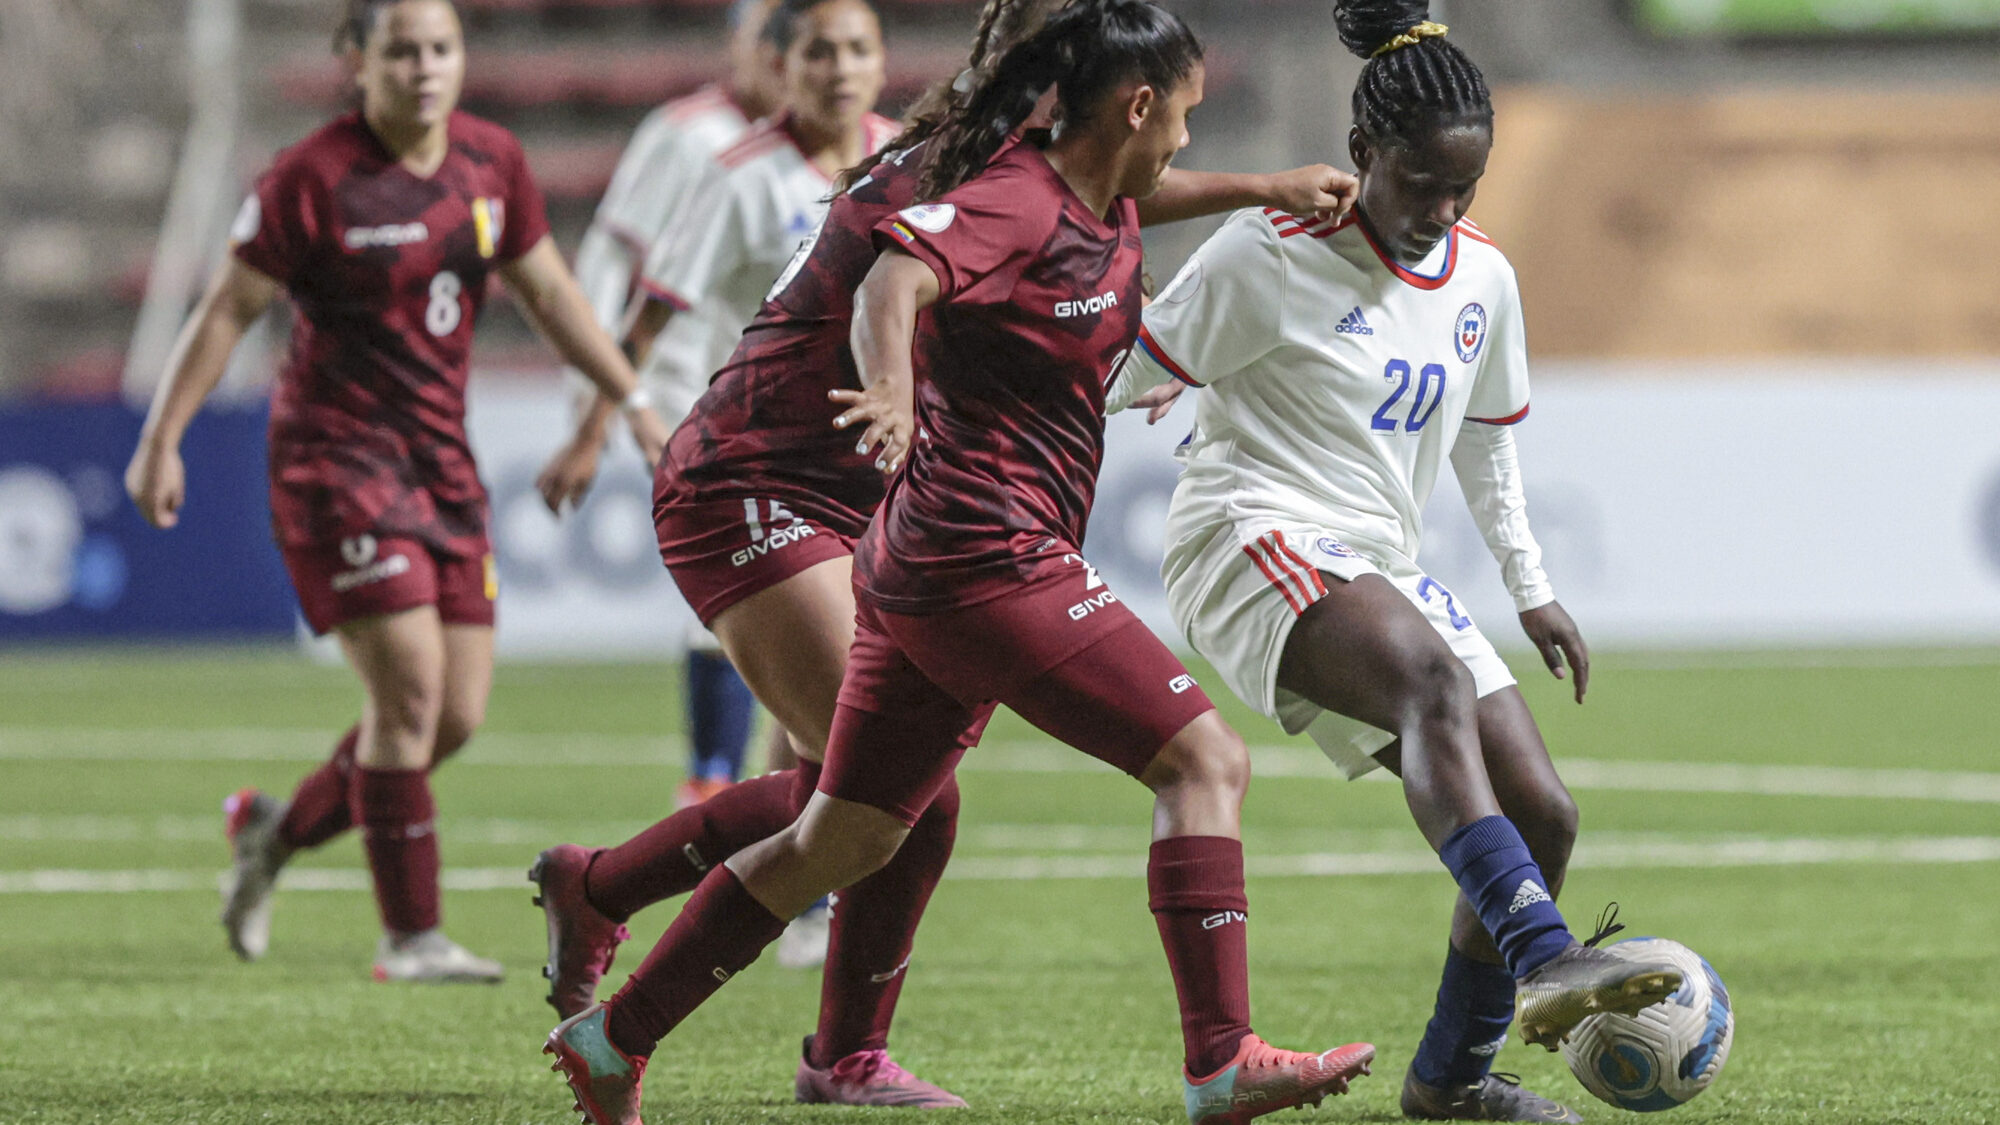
[1454,302,1488,363]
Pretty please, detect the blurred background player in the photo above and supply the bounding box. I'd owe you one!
[539,0,787,814]
[123,0,669,982]
[1111,2,1679,1117]
[527,0,1361,1105]
[541,6,1380,1122]
[547,0,898,971]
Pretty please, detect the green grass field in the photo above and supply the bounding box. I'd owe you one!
[2,646,1996,1124]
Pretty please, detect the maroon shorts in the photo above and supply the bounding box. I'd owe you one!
[655,492,859,626]
[820,564,1216,825]
[281,534,496,635]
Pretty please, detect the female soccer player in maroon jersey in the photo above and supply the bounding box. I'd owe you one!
[528,0,1361,1109]
[540,5,1375,1123]
[123,0,669,982]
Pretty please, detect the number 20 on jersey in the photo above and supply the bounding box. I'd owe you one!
[1370,359,1447,434]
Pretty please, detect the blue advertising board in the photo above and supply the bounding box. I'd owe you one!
[0,401,297,640]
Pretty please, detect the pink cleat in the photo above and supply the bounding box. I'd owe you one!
[544,1003,647,1125]
[1182,1034,1375,1124]
[530,845,631,1018]
[794,1035,969,1108]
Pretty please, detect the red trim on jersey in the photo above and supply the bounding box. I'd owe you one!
[664,85,732,123]
[1456,219,1498,248]
[639,277,693,311]
[1310,215,1358,239]
[1244,540,1307,615]
[1270,534,1329,598]
[1356,220,1459,290]
[1136,324,1203,388]
[1469,403,1531,426]
[717,119,787,169]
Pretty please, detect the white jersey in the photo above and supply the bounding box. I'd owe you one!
[640,111,900,384]
[1115,207,1553,611]
[572,85,753,422]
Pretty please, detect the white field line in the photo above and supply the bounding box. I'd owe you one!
[5,834,1999,895]
[5,727,1999,804]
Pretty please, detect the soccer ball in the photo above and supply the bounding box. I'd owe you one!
[1560,938,1733,1112]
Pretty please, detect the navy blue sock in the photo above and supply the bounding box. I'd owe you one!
[1438,816,1571,978]
[1411,943,1516,1086]
[685,650,755,782]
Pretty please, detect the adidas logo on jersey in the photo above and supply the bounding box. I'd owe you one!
[1334,307,1374,335]
[1508,878,1552,914]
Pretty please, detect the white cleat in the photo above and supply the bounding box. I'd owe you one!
[776,896,833,970]
[372,930,505,983]
[220,788,291,961]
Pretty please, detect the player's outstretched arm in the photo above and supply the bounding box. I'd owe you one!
[501,236,671,473]
[125,257,279,530]
[1137,164,1358,227]
[836,248,939,475]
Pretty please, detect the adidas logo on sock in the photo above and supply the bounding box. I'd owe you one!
[1508,878,1552,914]
[1469,1033,1508,1057]
[1333,306,1374,335]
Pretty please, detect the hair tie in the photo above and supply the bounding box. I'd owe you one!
[1370,20,1448,57]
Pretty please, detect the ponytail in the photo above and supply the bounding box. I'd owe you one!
[1334,0,1491,148]
[914,0,1200,201]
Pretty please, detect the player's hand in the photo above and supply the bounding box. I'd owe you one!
[829,380,913,476]
[1520,601,1590,704]
[535,432,605,515]
[1268,164,1359,222]
[1131,381,1186,424]
[625,406,671,470]
[124,441,186,529]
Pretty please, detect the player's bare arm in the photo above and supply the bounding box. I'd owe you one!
[124,257,280,530]
[1138,164,1358,227]
[500,236,671,470]
[836,247,937,475]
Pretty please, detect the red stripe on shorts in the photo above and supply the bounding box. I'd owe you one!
[1270,533,1329,598]
[1243,537,1306,615]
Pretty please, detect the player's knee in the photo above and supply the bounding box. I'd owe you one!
[793,810,904,887]
[1405,650,1477,729]
[1523,785,1580,864]
[432,696,486,760]
[1149,720,1251,803]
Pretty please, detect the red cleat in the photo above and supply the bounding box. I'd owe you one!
[794,1035,968,1108]
[544,1003,647,1125]
[1182,1034,1375,1124]
[530,845,631,1018]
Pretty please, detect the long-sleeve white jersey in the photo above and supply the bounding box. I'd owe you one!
[571,85,754,422]
[1113,207,1554,612]
[638,112,899,393]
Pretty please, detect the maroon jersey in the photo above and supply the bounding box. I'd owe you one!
[654,145,925,533]
[852,140,1146,613]
[234,110,549,556]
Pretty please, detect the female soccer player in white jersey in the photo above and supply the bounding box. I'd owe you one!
[541,0,786,826]
[1109,3,1682,1120]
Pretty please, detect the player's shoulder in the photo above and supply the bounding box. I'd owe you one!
[663,86,753,151]
[263,112,373,182]
[447,109,527,161]
[862,112,902,155]
[715,116,794,172]
[1449,217,1520,293]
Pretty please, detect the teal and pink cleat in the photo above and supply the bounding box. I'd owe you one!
[1183,1034,1376,1124]
[794,1035,969,1108]
[544,1003,647,1125]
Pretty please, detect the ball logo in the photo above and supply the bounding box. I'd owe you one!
[898,203,956,234]
[340,535,378,568]
[1454,302,1488,363]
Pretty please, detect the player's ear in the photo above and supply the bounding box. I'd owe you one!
[1347,125,1372,174]
[1125,83,1158,134]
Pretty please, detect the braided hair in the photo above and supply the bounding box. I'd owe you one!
[835,0,1073,191]
[1334,0,1491,148]
[915,0,1201,201]
[334,0,457,52]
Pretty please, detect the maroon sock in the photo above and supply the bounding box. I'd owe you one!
[603,865,789,1058]
[585,768,803,921]
[276,726,359,850]
[352,767,441,935]
[1149,835,1253,1077]
[809,777,959,1067]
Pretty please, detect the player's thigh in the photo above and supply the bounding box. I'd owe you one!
[1276,570,1472,733]
[336,604,448,764]
[435,622,495,755]
[819,607,987,827]
[1475,686,1578,869]
[708,554,858,763]
[1005,613,1221,781]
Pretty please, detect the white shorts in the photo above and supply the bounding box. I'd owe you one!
[1162,520,1515,780]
